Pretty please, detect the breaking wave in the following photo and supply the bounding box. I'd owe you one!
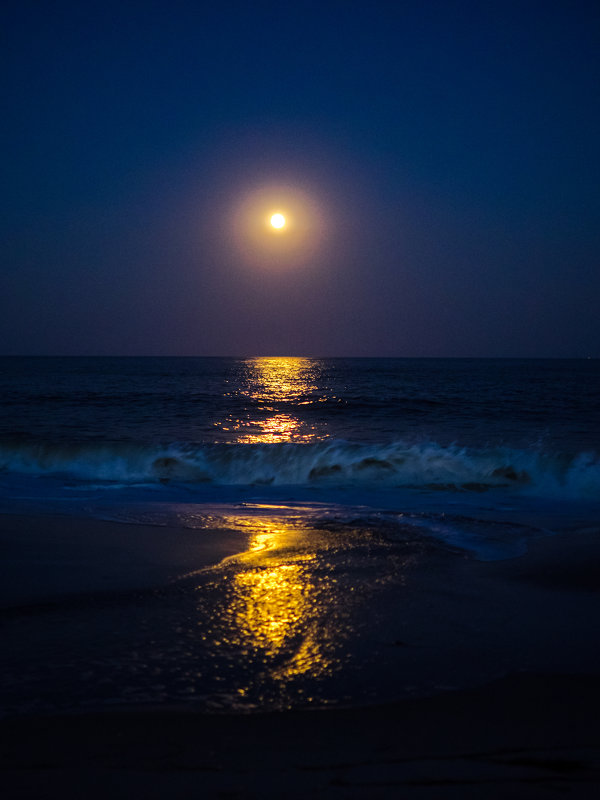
[1,438,599,499]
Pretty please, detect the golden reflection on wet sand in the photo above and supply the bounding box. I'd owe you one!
[233,562,324,680]
[200,513,346,685]
[192,508,416,695]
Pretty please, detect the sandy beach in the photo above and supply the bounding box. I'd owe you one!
[2,671,600,799]
[0,513,251,608]
[1,511,599,797]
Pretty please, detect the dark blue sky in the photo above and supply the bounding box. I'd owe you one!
[2,0,599,356]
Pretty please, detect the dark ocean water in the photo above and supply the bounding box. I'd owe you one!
[1,356,599,496]
[1,356,599,560]
[1,357,600,715]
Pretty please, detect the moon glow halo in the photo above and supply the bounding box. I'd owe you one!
[228,182,326,269]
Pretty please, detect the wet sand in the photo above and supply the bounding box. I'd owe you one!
[1,672,599,798]
[1,514,600,797]
[0,513,250,607]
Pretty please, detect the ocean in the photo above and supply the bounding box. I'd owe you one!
[1,356,599,715]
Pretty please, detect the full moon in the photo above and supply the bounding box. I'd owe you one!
[229,183,325,269]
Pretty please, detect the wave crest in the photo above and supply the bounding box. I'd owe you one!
[0,439,598,498]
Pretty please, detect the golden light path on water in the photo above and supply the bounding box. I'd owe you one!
[217,356,327,444]
[204,358,341,689]
[192,357,413,703]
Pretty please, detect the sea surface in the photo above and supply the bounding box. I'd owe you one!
[1,357,599,527]
[1,355,600,559]
[1,357,599,715]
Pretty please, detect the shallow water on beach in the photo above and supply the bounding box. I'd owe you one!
[1,357,599,716]
[1,493,599,718]
[0,508,434,715]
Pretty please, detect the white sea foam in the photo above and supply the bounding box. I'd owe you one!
[0,439,599,499]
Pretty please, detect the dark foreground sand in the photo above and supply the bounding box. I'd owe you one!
[0,513,250,607]
[1,514,599,798]
[1,672,599,799]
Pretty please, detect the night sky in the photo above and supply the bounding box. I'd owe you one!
[2,0,599,357]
